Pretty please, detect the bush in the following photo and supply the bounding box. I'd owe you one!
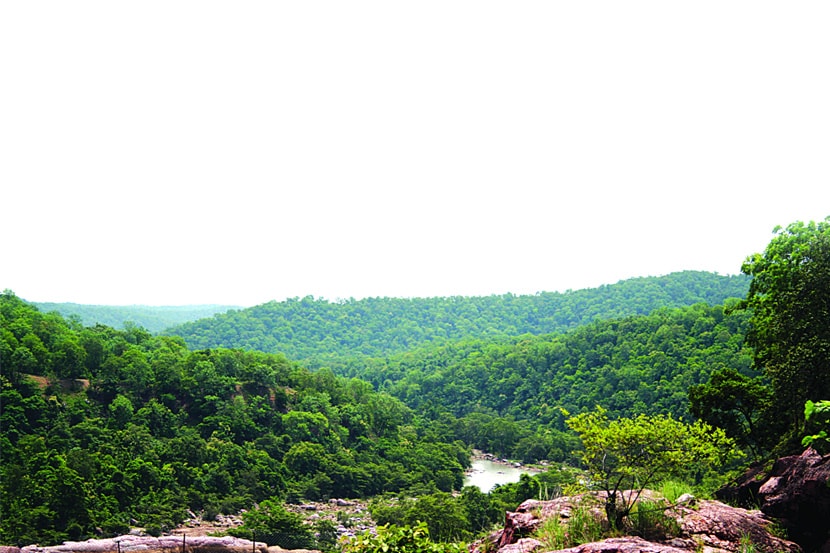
[660,480,694,503]
[369,492,471,543]
[628,500,680,541]
[533,503,603,550]
[342,522,467,553]
[228,499,314,550]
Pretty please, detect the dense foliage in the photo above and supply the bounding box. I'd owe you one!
[566,407,737,528]
[0,291,468,546]
[10,227,827,549]
[803,400,830,452]
[342,522,467,553]
[226,499,315,550]
[367,469,575,544]
[331,302,753,461]
[32,303,239,333]
[165,272,749,363]
[689,368,772,458]
[738,218,830,449]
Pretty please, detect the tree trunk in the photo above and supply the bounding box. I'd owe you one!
[605,492,625,530]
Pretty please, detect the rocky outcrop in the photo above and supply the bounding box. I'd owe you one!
[16,535,267,553]
[670,499,798,553]
[712,462,769,508]
[752,448,830,552]
[476,492,800,553]
[716,448,830,552]
[557,537,691,553]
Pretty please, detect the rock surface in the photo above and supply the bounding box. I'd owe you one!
[476,492,800,553]
[16,535,267,553]
[716,447,830,552]
[757,448,830,552]
[558,537,691,553]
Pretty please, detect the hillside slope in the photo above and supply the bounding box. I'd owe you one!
[356,301,753,425]
[165,271,749,361]
[32,302,240,332]
[0,291,468,546]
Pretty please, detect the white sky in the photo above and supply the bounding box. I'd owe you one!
[2,2,829,307]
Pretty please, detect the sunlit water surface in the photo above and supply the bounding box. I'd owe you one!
[463,459,532,492]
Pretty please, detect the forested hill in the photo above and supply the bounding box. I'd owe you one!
[350,301,753,428]
[165,271,749,361]
[0,291,470,545]
[32,303,240,333]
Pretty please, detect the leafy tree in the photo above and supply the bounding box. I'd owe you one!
[108,395,134,429]
[228,499,314,550]
[342,522,467,553]
[459,486,500,534]
[566,407,737,529]
[370,492,471,543]
[740,218,830,447]
[689,368,772,457]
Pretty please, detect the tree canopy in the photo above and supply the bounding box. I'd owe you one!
[328,301,752,463]
[0,291,469,546]
[164,271,749,363]
[739,218,830,448]
[32,303,240,333]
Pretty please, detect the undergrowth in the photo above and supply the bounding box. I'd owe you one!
[660,480,694,503]
[628,499,681,541]
[533,503,604,550]
[534,496,683,549]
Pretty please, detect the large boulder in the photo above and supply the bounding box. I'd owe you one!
[716,447,830,552]
[671,499,798,553]
[713,461,769,507]
[757,448,830,552]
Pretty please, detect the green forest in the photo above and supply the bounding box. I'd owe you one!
[2,218,830,552]
[165,271,749,363]
[32,304,240,334]
[0,292,471,545]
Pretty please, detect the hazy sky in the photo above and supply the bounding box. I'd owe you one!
[2,2,829,307]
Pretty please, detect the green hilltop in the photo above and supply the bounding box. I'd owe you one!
[32,303,241,333]
[165,271,749,363]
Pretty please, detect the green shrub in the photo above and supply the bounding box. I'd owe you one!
[342,522,467,553]
[628,500,680,541]
[533,503,603,550]
[739,533,756,553]
[660,480,694,503]
[534,517,569,550]
[227,499,314,550]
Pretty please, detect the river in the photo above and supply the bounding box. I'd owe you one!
[463,458,533,492]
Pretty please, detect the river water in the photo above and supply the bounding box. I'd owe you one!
[463,458,532,492]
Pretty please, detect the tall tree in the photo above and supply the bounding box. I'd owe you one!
[688,368,771,458]
[740,218,830,444]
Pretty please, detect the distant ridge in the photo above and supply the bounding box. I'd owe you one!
[164,271,749,361]
[33,302,241,333]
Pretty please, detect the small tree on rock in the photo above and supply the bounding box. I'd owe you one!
[566,407,737,529]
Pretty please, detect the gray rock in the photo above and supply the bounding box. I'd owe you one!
[674,493,695,505]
